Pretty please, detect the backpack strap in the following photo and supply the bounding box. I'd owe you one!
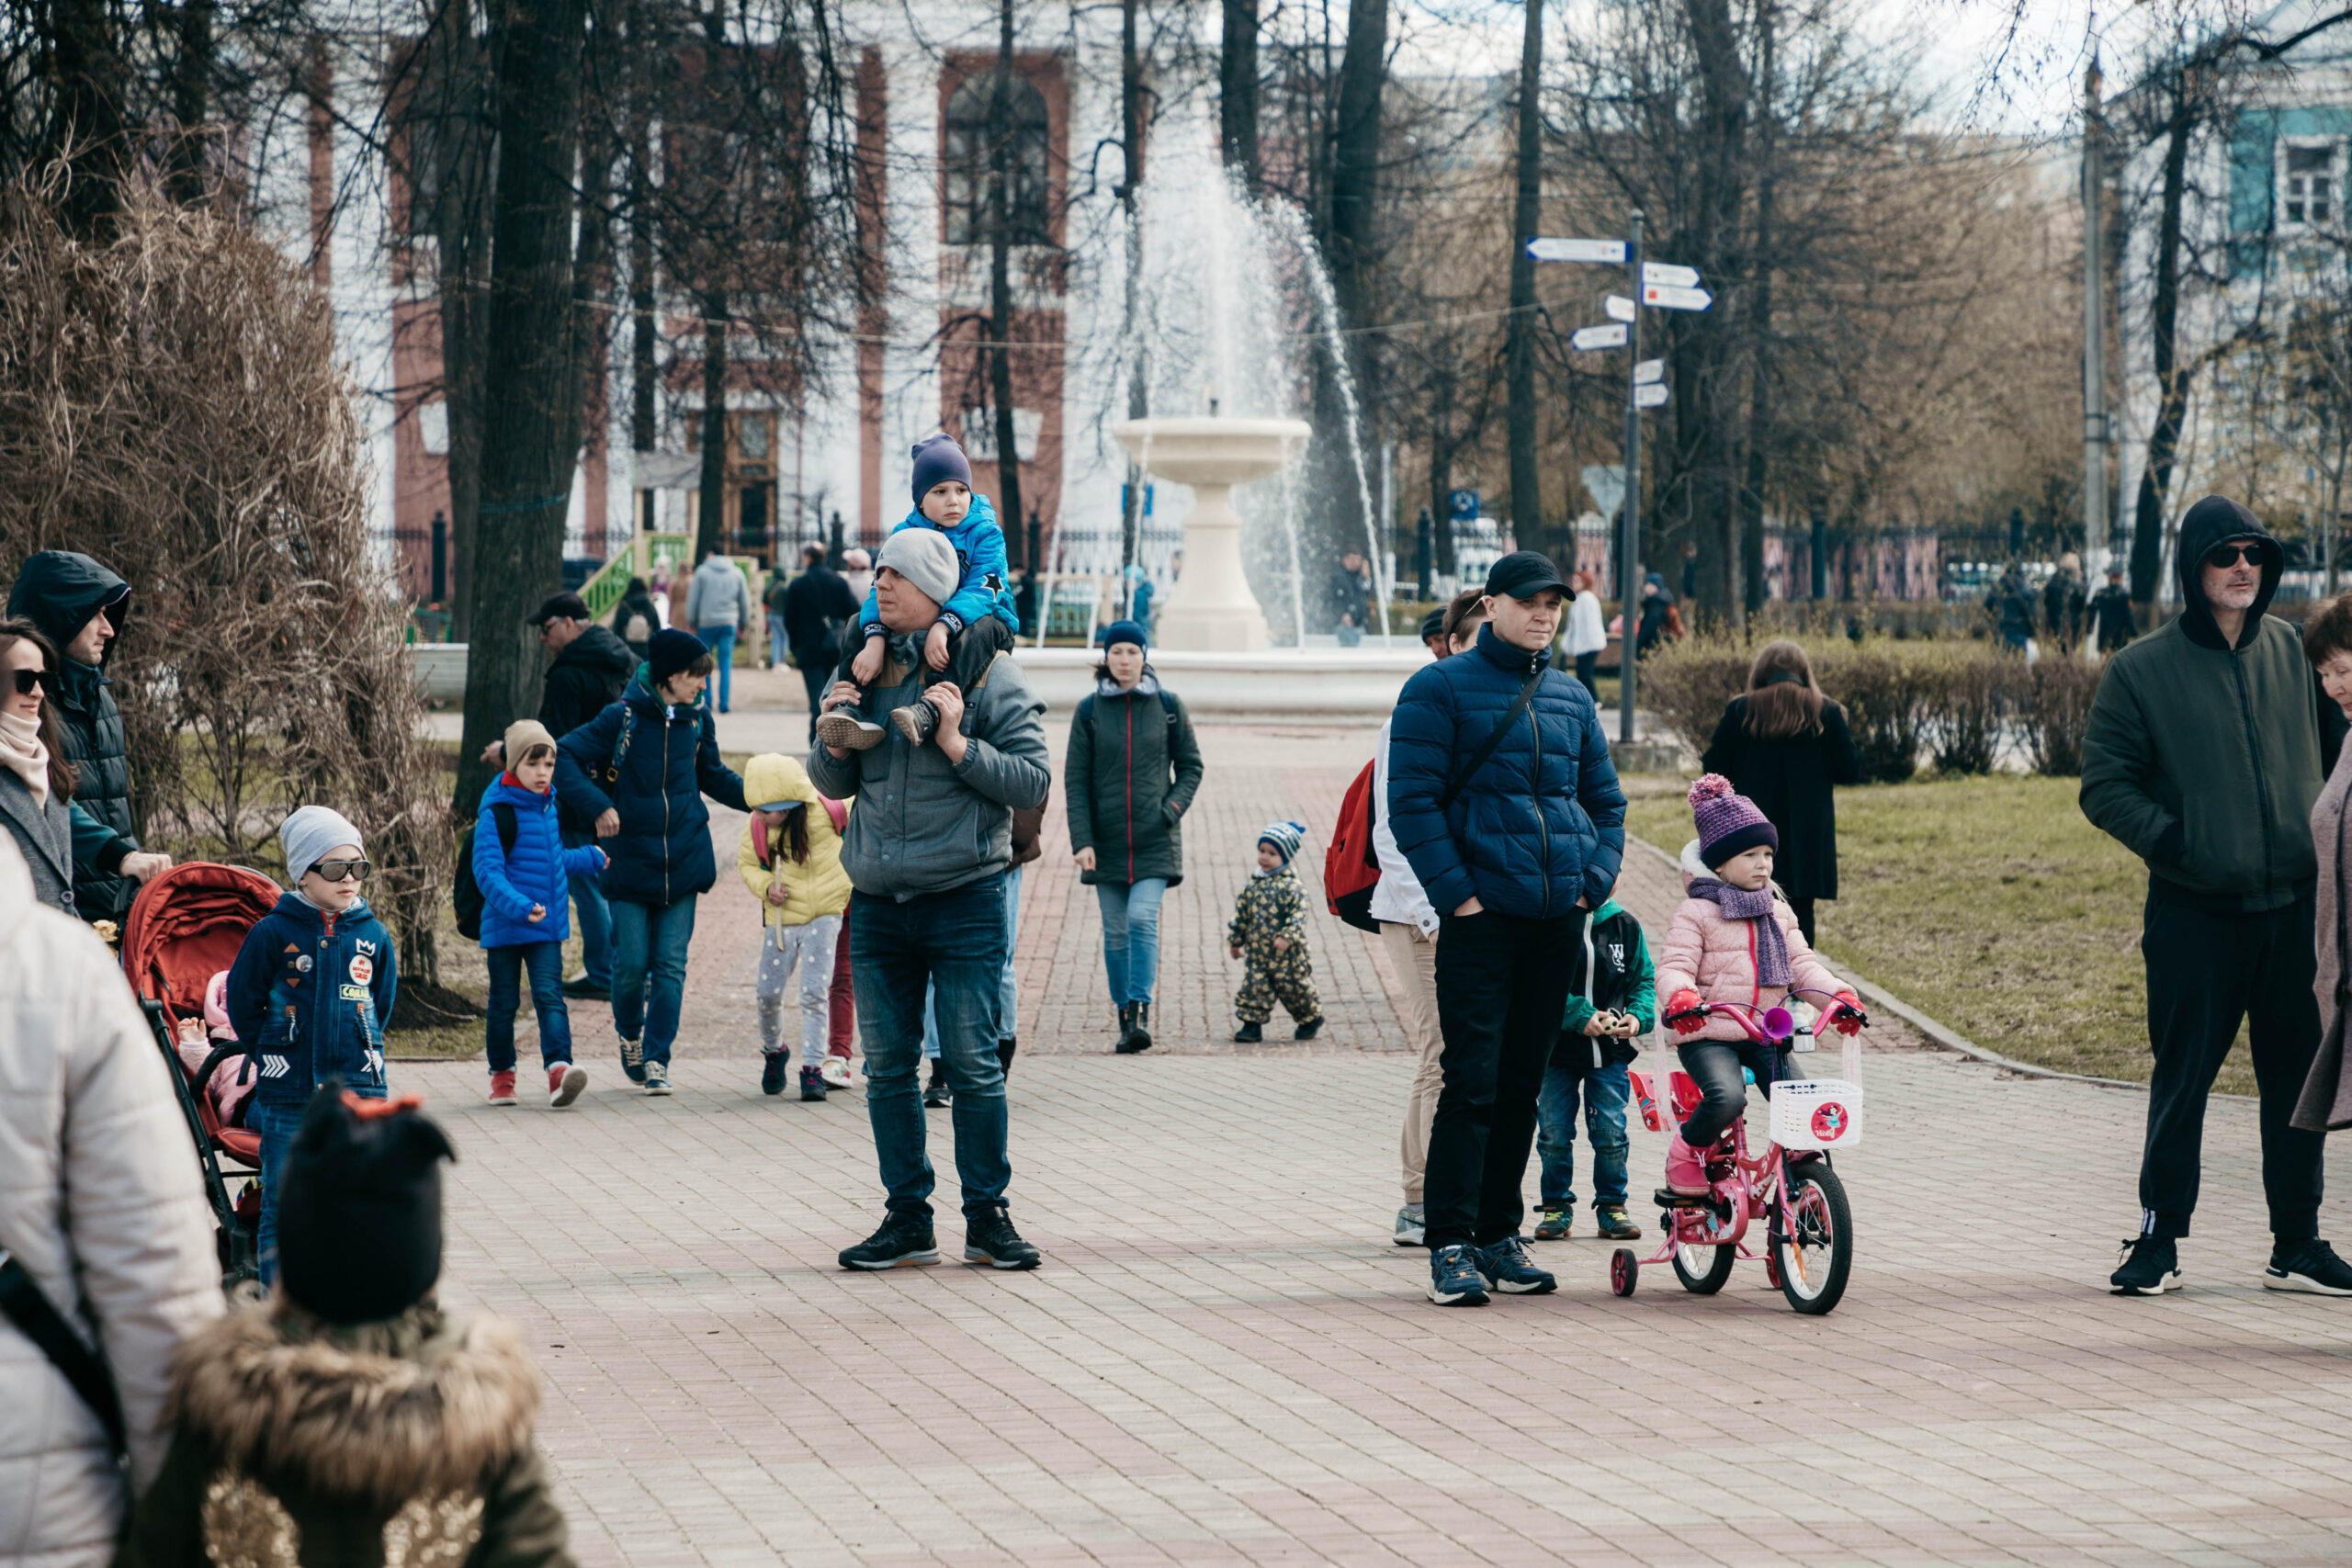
[1159,688,1177,724]
[601,705,636,786]
[492,802,518,856]
[0,1248,124,1461]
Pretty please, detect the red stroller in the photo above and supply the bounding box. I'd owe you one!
[121,861,285,1288]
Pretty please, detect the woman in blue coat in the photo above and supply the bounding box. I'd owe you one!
[554,630,748,1096]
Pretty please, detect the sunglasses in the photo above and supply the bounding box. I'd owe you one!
[8,668,45,697]
[309,858,370,882]
[2203,543,2264,569]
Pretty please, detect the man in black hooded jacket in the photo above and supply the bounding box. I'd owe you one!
[2082,494,2351,1298]
[5,549,169,922]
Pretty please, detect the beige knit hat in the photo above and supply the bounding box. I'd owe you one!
[503,718,558,762]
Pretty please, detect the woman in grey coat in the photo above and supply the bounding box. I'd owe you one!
[0,619,160,915]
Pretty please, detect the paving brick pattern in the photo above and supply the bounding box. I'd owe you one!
[420,703,2352,1566]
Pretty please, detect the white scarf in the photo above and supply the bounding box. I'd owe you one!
[0,712,49,807]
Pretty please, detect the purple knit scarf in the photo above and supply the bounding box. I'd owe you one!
[1688,878,1792,987]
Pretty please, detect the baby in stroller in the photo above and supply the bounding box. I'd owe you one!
[171,971,256,1130]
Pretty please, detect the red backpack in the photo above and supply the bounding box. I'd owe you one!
[1323,760,1383,933]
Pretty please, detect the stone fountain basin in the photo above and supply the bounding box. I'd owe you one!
[1112,416,1311,486]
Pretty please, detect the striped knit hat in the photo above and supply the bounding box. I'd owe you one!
[1689,773,1777,870]
[1256,820,1306,866]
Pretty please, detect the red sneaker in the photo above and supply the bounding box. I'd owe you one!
[487,1069,518,1106]
[548,1063,587,1108]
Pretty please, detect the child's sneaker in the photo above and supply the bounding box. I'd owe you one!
[820,1055,855,1089]
[922,1066,951,1108]
[1233,1021,1263,1043]
[548,1064,586,1108]
[618,1037,646,1085]
[815,709,886,751]
[487,1070,517,1107]
[1665,1134,1709,1195]
[761,1054,788,1096]
[1293,1017,1322,1040]
[1594,1203,1642,1240]
[1532,1206,1572,1240]
[799,1066,827,1101]
[1393,1206,1426,1247]
[642,1060,672,1097]
[889,702,939,746]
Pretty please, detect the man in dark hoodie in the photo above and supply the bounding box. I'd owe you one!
[5,549,170,922]
[481,592,638,998]
[2081,494,2351,1299]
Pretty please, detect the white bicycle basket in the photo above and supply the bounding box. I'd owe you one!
[1770,1033,1865,1150]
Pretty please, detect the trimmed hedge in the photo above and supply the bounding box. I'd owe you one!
[1639,635,2105,780]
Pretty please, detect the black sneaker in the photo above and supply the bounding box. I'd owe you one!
[1118,1001,1153,1054]
[1475,1235,1558,1295]
[889,701,939,746]
[815,710,886,751]
[562,974,610,1000]
[923,1067,951,1108]
[1428,1243,1489,1306]
[2110,1235,2181,1295]
[1233,1021,1263,1043]
[2264,1238,2352,1295]
[839,1212,940,1270]
[760,1054,788,1096]
[963,1203,1042,1270]
[798,1066,827,1101]
[619,1036,646,1085]
[1293,1017,1322,1040]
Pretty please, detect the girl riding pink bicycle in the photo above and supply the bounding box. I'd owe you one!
[1657,774,1860,1195]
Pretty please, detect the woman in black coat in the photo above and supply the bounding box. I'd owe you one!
[1698,638,1863,944]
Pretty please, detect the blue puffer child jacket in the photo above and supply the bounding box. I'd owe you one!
[855,492,1022,637]
[223,893,399,1109]
[474,776,607,947]
[1387,621,1628,920]
[554,674,749,908]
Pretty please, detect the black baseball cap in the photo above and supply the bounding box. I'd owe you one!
[527,591,591,626]
[1484,550,1568,601]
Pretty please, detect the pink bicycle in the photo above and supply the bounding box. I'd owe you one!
[1610,986,1866,1315]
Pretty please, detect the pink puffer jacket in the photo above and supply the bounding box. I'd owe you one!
[1655,840,1843,1043]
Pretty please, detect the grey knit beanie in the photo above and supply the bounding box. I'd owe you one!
[876,527,962,611]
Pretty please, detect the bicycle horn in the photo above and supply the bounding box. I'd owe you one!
[1761,1005,1796,1043]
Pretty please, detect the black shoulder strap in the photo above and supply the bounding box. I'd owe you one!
[1440,668,1546,811]
[1077,694,1093,728]
[492,802,519,854]
[0,1250,124,1460]
[1159,688,1177,723]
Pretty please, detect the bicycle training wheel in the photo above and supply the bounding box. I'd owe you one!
[1610,1247,1639,1297]
[1774,1162,1852,1315]
[1671,1240,1736,1294]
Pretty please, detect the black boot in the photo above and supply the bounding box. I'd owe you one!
[1233,1020,1262,1043]
[1114,1001,1136,1053]
[1117,1001,1154,1054]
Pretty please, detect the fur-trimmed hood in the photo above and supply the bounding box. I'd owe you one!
[168,1300,540,1509]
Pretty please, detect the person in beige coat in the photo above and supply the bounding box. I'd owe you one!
[0,831,222,1567]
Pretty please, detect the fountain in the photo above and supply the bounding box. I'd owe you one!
[1111,415,1310,651]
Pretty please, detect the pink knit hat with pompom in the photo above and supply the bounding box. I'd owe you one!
[1689,773,1777,870]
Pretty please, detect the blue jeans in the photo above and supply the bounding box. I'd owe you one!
[486,940,571,1072]
[255,1084,386,1286]
[1094,877,1166,1006]
[767,613,788,666]
[698,624,736,710]
[925,866,1021,1059]
[561,821,612,987]
[1536,1045,1632,1209]
[610,893,697,1064]
[853,876,1011,1217]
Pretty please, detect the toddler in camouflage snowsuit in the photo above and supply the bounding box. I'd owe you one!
[1227,819,1323,1042]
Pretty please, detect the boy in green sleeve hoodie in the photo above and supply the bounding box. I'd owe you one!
[1532,891,1652,1242]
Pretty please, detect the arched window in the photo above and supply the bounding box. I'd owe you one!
[943,73,1051,246]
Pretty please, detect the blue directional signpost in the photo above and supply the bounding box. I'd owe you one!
[1524,209,1709,744]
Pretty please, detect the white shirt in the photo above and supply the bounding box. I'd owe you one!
[1367,717,1440,934]
[1565,589,1608,657]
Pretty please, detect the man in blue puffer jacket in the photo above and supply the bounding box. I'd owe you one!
[1388,550,1627,1307]
[555,628,749,1096]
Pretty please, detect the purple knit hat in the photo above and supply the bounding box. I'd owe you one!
[1689,773,1777,870]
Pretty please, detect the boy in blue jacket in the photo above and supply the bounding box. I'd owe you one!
[818,433,1021,752]
[476,719,608,1109]
[1532,890,1650,1244]
[224,805,399,1285]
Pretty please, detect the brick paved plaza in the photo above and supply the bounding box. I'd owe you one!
[413,708,2352,1566]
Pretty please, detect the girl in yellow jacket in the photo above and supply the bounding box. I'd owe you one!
[738,753,853,1100]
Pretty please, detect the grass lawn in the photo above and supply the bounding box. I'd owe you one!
[1623,773,2257,1096]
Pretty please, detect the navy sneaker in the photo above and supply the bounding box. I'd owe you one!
[839,1212,940,1270]
[2265,1238,2352,1295]
[618,1036,646,1086]
[2110,1235,2180,1295]
[761,1054,788,1097]
[1476,1235,1557,1295]
[1428,1243,1489,1306]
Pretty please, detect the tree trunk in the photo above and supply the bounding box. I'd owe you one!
[1329,0,1386,337]
[168,0,214,202]
[453,0,591,818]
[51,0,127,231]
[628,0,659,533]
[1428,362,1457,577]
[427,0,492,640]
[1219,0,1258,189]
[988,0,1025,565]
[1505,0,1544,562]
[1120,0,1147,606]
[1738,1,1774,621]
[695,293,729,562]
[1683,0,1749,629]
[2131,93,2195,615]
